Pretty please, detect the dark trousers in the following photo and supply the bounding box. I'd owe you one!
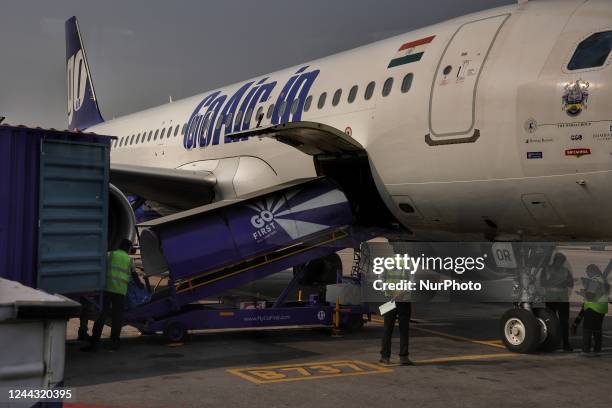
[546,302,570,347]
[381,302,411,358]
[91,291,125,344]
[582,308,604,353]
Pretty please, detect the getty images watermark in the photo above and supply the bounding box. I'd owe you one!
[371,252,486,292]
[357,241,612,303]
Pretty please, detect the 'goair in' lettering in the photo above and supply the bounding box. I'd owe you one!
[183,66,319,150]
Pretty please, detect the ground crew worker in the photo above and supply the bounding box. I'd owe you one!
[540,253,574,351]
[572,263,610,353]
[82,239,134,352]
[380,267,413,366]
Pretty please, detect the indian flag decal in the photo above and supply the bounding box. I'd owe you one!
[387,35,435,68]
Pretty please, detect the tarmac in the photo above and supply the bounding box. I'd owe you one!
[62,271,612,408]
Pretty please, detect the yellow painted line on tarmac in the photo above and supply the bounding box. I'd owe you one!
[416,353,518,364]
[380,353,519,367]
[370,316,506,349]
[227,359,393,384]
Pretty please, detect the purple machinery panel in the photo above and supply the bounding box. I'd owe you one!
[156,178,353,280]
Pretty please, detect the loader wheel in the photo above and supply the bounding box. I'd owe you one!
[163,321,187,343]
[500,308,540,353]
[342,314,365,332]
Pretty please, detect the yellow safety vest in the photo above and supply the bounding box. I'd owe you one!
[584,275,609,315]
[106,250,132,295]
[383,269,408,299]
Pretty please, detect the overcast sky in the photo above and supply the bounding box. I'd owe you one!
[0,0,513,129]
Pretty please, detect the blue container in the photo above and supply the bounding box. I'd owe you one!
[0,125,111,293]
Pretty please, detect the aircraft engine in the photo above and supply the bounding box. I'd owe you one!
[108,183,136,250]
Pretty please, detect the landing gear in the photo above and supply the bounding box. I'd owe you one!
[501,308,540,353]
[500,306,561,353]
[534,307,561,352]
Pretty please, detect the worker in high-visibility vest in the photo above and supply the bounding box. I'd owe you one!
[380,267,413,366]
[82,239,134,352]
[572,262,611,354]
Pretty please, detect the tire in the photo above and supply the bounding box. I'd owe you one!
[163,321,187,343]
[500,308,541,353]
[534,307,561,352]
[342,314,365,332]
[294,254,342,286]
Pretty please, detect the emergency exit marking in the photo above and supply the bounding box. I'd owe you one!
[227,360,392,384]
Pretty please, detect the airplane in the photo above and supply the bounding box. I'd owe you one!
[65,0,612,352]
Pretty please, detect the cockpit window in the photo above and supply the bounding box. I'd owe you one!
[567,31,612,70]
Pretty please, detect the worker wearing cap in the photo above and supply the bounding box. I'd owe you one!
[82,239,134,352]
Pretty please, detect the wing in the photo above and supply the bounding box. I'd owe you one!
[227,121,365,156]
[110,163,216,209]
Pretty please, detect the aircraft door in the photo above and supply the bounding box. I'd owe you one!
[427,14,509,145]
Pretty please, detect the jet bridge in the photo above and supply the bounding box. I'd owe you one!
[125,177,376,341]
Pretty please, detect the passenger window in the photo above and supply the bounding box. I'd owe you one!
[290,99,299,115]
[147,131,153,142]
[256,106,264,122]
[181,123,187,135]
[382,77,393,97]
[401,73,414,93]
[215,117,222,130]
[225,112,233,128]
[203,116,211,132]
[348,85,358,103]
[174,124,180,137]
[365,81,375,100]
[278,101,287,117]
[266,104,275,119]
[153,129,159,140]
[318,92,327,109]
[304,95,312,111]
[160,128,166,139]
[235,110,243,126]
[332,89,342,106]
[244,108,253,125]
[568,31,612,70]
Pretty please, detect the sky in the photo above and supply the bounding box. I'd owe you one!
[0,0,514,129]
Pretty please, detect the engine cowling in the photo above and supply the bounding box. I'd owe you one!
[108,184,136,250]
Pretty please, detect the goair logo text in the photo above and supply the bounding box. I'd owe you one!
[67,49,89,124]
[183,66,320,150]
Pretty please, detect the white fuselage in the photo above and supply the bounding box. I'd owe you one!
[90,0,612,241]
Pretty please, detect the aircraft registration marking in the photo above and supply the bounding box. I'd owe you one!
[227,360,392,384]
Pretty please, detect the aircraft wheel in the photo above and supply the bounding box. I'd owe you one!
[163,321,187,343]
[342,314,365,332]
[500,308,540,353]
[534,307,561,352]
